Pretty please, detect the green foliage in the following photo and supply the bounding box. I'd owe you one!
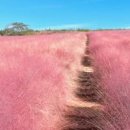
[6,22,28,31]
[0,30,4,35]
[76,28,90,32]
[0,22,91,36]
[0,22,38,36]
[43,28,90,32]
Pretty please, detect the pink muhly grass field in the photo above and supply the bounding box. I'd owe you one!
[0,30,130,130]
[0,32,86,130]
[89,30,130,129]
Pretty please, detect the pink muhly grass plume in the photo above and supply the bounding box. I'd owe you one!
[0,32,86,130]
[89,30,130,129]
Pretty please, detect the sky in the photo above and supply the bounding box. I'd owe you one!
[0,0,130,30]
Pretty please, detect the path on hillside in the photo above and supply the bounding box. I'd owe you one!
[61,34,105,130]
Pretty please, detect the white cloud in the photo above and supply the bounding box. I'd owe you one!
[111,26,130,29]
[44,23,89,30]
[123,26,130,29]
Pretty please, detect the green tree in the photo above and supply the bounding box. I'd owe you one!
[6,22,28,31]
[3,22,33,35]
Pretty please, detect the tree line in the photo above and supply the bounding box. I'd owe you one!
[0,22,38,36]
[0,22,90,36]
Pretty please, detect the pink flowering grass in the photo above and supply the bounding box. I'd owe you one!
[1,30,130,130]
[0,32,86,130]
[89,30,130,129]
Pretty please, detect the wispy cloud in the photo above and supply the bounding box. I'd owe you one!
[123,26,130,29]
[111,26,130,29]
[44,23,89,30]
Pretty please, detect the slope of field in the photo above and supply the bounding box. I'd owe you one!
[0,32,86,130]
[60,30,130,130]
[0,30,130,130]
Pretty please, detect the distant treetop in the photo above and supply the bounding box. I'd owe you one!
[0,22,36,36]
[5,22,29,32]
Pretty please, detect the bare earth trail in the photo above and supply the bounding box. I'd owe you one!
[0,30,130,130]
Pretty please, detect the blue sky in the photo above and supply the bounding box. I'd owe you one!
[0,0,130,30]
